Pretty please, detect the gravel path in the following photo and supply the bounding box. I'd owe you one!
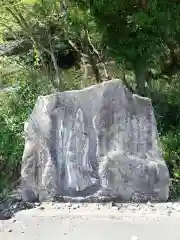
[0,201,180,240]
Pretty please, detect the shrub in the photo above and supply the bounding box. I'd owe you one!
[0,68,82,191]
[160,132,180,199]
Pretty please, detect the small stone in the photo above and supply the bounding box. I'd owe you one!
[38,206,45,210]
[147,201,153,207]
[166,203,173,209]
[173,203,180,211]
[66,203,72,208]
[34,202,41,207]
[8,229,12,232]
[112,206,119,210]
[71,204,81,209]
[167,210,172,216]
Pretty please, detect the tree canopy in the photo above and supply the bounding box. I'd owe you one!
[1,0,180,94]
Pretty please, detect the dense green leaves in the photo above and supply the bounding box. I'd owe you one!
[88,0,180,94]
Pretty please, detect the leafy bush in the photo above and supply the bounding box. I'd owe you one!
[160,132,180,199]
[0,71,45,191]
[151,77,180,199]
[0,68,82,191]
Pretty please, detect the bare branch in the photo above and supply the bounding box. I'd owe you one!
[84,29,110,81]
[5,5,62,91]
[47,33,62,90]
[121,62,135,93]
[60,0,68,16]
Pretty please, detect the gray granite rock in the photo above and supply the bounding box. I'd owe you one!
[21,79,169,202]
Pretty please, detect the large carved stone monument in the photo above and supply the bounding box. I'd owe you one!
[21,79,169,202]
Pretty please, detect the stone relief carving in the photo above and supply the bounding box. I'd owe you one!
[21,79,169,202]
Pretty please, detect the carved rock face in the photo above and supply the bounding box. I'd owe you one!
[21,79,169,202]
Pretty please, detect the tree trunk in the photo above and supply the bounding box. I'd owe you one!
[134,62,149,97]
[88,50,102,83]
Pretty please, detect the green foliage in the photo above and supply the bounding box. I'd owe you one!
[151,77,180,198]
[89,0,180,94]
[0,67,84,191]
[161,132,180,179]
[161,132,180,199]
[0,70,50,191]
[91,0,180,60]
